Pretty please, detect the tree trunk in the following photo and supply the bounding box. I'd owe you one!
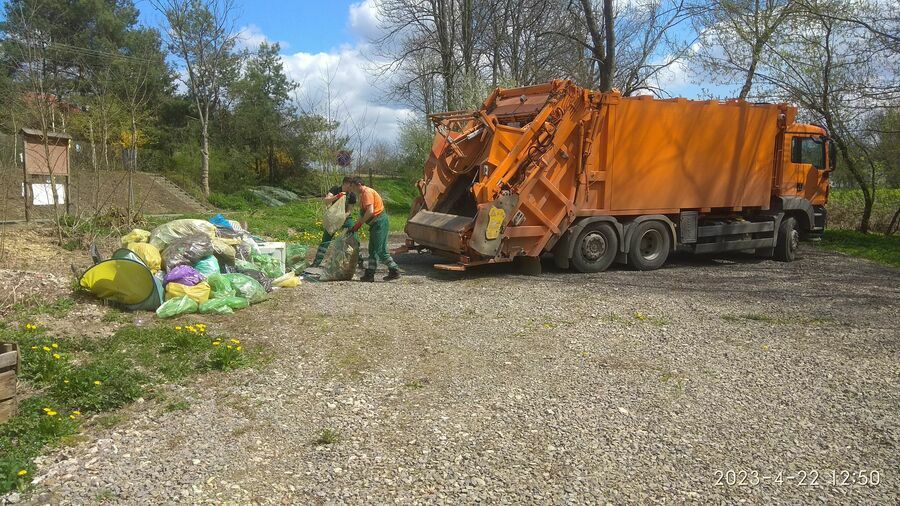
[738,45,762,100]
[200,121,211,197]
[602,0,615,91]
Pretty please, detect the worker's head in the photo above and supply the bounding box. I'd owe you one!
[349,176,365,193]
[341,176,354,193]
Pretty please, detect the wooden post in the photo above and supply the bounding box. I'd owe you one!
[0,343,19,423]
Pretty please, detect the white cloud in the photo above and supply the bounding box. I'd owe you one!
[348,0,383,42]
[237,24,290,51]
[281,44,415,147]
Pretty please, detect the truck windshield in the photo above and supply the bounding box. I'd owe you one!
[791,137,825,169]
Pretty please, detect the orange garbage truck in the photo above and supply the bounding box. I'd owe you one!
[402,80,832,272]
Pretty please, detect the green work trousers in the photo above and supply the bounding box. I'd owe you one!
[313,215,356,266]
[366,212,398,272]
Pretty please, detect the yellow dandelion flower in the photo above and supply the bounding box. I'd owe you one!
[31,346,37,350]
[17,469,27,477]
[51,343,58,348]
[175,326,182,331]
[42,346,51,352]
[226,345,233,350]
[63,380,69,384]
[46,410,58,417]
[212,341,221,346]
[53,353,61,360]
[72,411,81,416]
[42,407,52,412]
[236,346,242,352]
[69,415,76,420]
[230,339,240,345]
[94,380,102,386]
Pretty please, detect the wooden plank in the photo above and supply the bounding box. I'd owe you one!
[0,350,18,371]
[0,397,15,423]
[0,370,15,400]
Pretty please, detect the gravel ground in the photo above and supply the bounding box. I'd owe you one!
[9,245,899,504]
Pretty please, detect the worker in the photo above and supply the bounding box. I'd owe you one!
[311,176,357,268]
[348,177,400,282]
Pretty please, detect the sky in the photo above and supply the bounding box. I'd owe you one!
[131,0,710,147]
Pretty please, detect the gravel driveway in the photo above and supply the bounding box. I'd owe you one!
[15,246,900,504]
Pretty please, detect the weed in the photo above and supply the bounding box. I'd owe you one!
[405,378,428,389]
[101,310,130,324]
[314,428,341,445]
[209,338,247,371]
[165,400,191,412]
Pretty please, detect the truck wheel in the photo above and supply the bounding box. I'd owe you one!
[775,217,799,262]
[571,223,618,273]
[628,221,670,271]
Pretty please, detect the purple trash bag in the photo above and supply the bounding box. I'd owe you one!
[164,265,205,286]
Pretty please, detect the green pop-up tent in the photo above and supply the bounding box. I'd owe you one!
[79,248,164,311]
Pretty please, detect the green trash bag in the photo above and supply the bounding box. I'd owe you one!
[286,243,309,273]
[222,296,250,310]
[199,298,234,315]
[250,252,284,279]
[207,274,236,299]
[156,295,198,319]
[222,273,267,304]
[235,258,256,272]
[194,255,221,277]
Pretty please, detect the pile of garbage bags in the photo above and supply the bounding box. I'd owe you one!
[115,214,308,319]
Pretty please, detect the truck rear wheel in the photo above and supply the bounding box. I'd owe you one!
[572,223,618,273]
[628,221,670,271]
[775,217,798,262]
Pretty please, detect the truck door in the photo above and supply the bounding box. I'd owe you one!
[789,135,829,205]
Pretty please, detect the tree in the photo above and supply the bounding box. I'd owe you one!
[693,0,796,99]
[232,42,297,184]
[154,0,239,196]
[744,0,898,232]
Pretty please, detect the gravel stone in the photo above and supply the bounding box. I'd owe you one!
[6,245,899,504]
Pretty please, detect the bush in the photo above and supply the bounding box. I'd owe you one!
[827,188,900,232]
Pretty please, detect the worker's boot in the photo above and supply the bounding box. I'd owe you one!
[383,269,401,281]
[360,270,375,282]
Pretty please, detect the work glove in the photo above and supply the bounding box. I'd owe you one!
[335,192,345,199]
[349,222,362,234]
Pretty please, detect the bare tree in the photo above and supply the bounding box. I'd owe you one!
[153,0,239,196]
[693,0,796,99]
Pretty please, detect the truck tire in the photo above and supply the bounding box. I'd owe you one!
[628,221,670,271]
[571,223,618,273]
[775,216,799,262]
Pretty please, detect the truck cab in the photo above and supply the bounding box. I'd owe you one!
[779,122,833,236]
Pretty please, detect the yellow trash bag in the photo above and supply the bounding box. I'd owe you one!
[127,242,162,272]
[121,228,151,246]
[165,281,211,305]
[273,272,300,288]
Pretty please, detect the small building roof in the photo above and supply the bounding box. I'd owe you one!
[19,128,72,140]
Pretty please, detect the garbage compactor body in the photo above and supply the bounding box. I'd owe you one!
[404,80,832,271]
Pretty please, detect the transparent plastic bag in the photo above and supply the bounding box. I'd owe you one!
[121,228,151,246]
[320,231,360,281]
[164,281,211,305]
[212,238,236,265]
[199,298,234,315]
[222,273,267,303]
[149,219,217,250]
[164,265,204,286]
[286,243,309,273]
[206,274,235,299]
[162,233,214,271]
[127,242,162,272]
[222,296,250,310]
[323,196,349,235]
[156,295,198,319]
[250,253,284,279]
[194,255,221,277]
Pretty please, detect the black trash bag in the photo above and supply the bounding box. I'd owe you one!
[241,269,273,292]
[162,233,214,271]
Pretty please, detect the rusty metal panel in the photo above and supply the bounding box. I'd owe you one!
[406,210,473,253]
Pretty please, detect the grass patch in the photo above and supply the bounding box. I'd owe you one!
[100,309,131,324]
[404,378,428,389]
[0,320,257,494]
[17,297,75,319]
[314,428,341,446]
[818,229,900,268]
